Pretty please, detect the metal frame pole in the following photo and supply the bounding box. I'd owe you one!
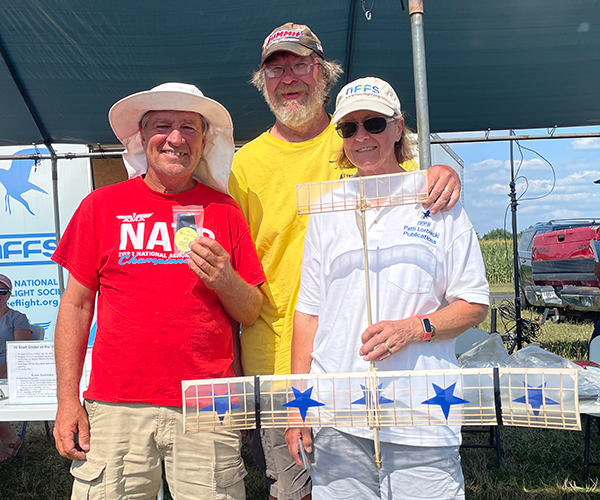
[509,131,523,350]
[409,0,431,170]
[431,131,600,144]
[343,0,359,84]
[50,153,65,294]
[0,151,123,162]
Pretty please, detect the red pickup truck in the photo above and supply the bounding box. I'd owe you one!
[519,221,600,316]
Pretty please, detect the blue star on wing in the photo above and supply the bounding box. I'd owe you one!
[352,384,394,406]
[513,382,559,416]
[200,391,242,423]
[421,382,469,420]
[282,386,325,421]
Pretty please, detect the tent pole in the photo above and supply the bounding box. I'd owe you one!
[50,152,65,295]
[431,130,600,144]
[409,0,431,170]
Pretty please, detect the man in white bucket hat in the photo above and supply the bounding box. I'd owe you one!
[228,23,462,500]
[52,82,265,500]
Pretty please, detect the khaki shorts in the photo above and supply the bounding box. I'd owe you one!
[70,400,246,500]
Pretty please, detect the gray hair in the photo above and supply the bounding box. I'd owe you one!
[139,111,209,134]
[250,55,343,106]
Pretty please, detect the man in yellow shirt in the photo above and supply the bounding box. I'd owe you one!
[229,22,462,500]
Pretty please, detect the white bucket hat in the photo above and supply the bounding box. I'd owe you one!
[332,77,402,124]
[109,82,234,195]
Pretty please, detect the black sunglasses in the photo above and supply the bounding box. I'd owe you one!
[335,117,397,139]
[0,289,9,296]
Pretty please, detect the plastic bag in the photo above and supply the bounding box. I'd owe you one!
[458,333,511,368]
[511,345,600,399]
[172,206,204,254]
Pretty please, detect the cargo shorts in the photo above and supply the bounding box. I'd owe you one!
[70,400,246,500]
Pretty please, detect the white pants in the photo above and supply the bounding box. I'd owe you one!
[310,428,464,500]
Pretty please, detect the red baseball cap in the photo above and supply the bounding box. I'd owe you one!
[261,22,325,67]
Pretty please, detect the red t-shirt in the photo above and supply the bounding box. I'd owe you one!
[52,177,265,406]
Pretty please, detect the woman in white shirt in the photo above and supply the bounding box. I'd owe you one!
[285,78,489,500]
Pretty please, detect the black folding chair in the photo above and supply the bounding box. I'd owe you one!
[582,335,600,482]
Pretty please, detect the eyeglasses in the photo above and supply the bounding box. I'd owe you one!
[263,62,319,79]
[335,117,397,139]
[0,289,9,296]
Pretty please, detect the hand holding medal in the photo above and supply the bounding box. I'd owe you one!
[173,206,204,254]
[173,205,236,293]
[186,237,234,292]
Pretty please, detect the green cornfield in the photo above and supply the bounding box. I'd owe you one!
[479,239,514,284]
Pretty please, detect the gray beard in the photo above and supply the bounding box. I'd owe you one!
[265,80,327,131]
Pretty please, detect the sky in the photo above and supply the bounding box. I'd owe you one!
[440,126,600,238]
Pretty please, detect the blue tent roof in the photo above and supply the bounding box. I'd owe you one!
[1,0,599,146]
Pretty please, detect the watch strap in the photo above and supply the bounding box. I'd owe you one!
[416,314,436,342]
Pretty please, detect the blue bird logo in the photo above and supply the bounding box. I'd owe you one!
[0,147,49,216]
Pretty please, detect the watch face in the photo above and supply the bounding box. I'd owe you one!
[422,318,432,333]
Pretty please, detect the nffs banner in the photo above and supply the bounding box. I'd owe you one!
[0,145,93,340]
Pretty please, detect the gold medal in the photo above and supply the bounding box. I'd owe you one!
[175,227,198,253]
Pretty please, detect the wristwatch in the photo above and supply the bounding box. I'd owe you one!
[416,315,436,342]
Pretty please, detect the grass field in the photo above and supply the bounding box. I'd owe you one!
[464,289,599,499]
[490,283,516,294]
[1,284,600,499]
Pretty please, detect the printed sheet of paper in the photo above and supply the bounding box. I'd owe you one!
[6,341,57,404]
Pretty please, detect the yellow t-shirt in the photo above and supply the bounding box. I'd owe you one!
[229,122,419,376]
